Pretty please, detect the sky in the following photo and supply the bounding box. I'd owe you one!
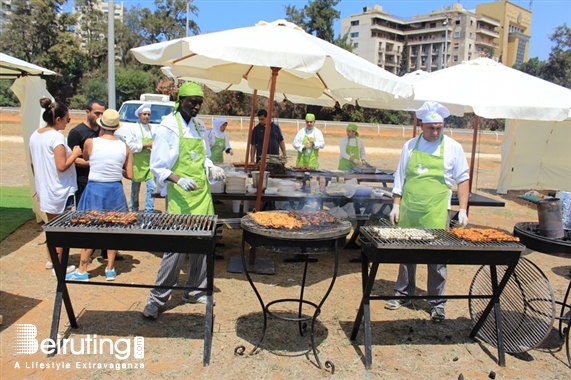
[113,0,570,61]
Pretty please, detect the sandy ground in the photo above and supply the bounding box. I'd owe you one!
[1,110,570,379]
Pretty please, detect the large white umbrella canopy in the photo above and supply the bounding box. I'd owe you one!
[0,52,58,78]
[132,20,413,103]
[161,66,346,107]
[133,19,413,211]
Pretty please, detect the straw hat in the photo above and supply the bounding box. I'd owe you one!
[97,109,122,130]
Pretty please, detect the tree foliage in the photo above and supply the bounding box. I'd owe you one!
[399,38,410,76]
[285,0,340,43]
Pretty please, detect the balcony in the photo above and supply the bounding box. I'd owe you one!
[476,27,499,39]
[475,38,499,49]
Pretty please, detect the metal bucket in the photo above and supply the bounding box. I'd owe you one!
[537,198,564,239]
[251,171,269,190]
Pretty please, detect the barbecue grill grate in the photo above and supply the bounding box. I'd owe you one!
[43,211,217,237]
[360,221,525,251]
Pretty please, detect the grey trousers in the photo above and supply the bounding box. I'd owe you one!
[148,252,207,306]
[393,210,453,308]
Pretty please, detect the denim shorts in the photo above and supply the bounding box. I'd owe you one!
[65,195,75,210]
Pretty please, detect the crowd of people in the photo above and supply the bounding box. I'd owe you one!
[31,87,469,323]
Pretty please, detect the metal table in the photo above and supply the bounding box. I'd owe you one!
[234,213,351,373]
[350,225,525,369]
[44,211,218,366]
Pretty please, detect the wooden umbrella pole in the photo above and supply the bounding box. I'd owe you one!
[468,115,479,199]
[243,89,258,174]
[255,67,280,212]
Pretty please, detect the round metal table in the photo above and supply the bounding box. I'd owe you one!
[234,214,351,373]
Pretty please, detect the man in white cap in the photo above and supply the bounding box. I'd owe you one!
[386,101,470,323]
[122,102,156,212]
[292,113,325,169]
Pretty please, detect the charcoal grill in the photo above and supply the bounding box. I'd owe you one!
[350,223,525,369]
[44,211,218,366]
[234,212,351,373]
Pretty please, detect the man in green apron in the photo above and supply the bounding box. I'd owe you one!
[143,82,226,319]
[338,123,367,171]
[386,101,470,323]
[125,102,156,212]
[293,113,325,169]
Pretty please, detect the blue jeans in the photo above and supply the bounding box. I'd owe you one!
[131,178,156,212]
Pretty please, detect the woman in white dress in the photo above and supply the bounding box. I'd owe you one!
[29,98,82,275]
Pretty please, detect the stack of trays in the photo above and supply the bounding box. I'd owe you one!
[210,180,225,194]
[225,172,247,193]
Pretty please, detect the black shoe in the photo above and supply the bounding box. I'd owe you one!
[101,250,125,261]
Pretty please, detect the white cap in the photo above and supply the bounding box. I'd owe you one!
[415,101,450,123]
[135,103,152,117]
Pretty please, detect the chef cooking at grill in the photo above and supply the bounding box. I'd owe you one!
[338,123,367,171]
[292,113,325,169]
[386,101,470,323]
[143,82,225,320]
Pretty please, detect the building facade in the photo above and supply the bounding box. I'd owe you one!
[476,0,531,67]
[341,3,526,74]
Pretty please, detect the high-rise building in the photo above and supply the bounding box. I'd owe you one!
[341,3,511,74]
[73,1,124,53]
[1,0,18,34]
[476,0,531,66]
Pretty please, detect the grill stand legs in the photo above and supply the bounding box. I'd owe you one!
[235,236,339,373]
[48,245,78,357]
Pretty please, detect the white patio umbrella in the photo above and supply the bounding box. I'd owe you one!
[161,66,348,107]
[0,52,58,78]
[132,19,413,211]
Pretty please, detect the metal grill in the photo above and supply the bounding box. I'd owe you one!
[469,257,555,353]
[43,211,217,237]
[360,224,525,251]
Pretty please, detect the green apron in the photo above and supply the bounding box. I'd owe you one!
[338,138,360,170]
[133,122,154,182]
[210,135,225,164]
[166,114,214,215]
[398,134,449,228]
[296,132,319,169]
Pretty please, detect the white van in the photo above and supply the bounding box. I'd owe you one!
[115,94,175,142]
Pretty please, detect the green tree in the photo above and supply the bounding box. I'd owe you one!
[0,80,20,107]
[285,0,340,43]
[399,38,410,76]
[543,23,571,89]
[513,57,546,78]
[139,0,199,44]
[84,77,108,104]
[74,0,108,72]
[115,67,156,105]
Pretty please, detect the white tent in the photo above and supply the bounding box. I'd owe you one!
[498,119,571,193]
[2,53,58,222]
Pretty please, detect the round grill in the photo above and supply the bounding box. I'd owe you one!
[469,257,555,353]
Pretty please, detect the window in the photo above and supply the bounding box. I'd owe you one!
[455,20,460,25]
[454,42,459,50]
[469,44,472,50]
[470,20,473,26]
[430,23,436,28]
[453,55,459,62]
[350,32,359,38]
[469,32,473,38]
[351,20,359,26]
[454,31,460,38]
[353,42,359,48]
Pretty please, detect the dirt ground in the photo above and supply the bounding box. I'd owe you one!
[1,110,570,379]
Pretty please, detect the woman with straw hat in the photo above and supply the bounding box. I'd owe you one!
[66,109,133,282]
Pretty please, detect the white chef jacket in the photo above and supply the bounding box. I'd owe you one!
[123,122,153,153]
[150,113,214,196]
[339,136,366,161]
[392,134,470,208]
[292,127,325,152]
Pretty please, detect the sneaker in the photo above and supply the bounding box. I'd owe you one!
[182,292,215,306]
[51,265,76,276]
[45,261,53,270]
[431,307,446,323]
[65,270,89,282]
[143,302,159,319]
[105,268,116,281]
[385,299,412,310]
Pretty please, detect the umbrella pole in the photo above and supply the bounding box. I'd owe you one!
[468,115,479,209]
[244,90,258,174]
[255,67,280,211]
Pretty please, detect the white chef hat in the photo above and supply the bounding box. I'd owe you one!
[415,101,450,123]
[135,103,152,117]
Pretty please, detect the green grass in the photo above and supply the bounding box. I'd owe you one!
[0,186,34,242]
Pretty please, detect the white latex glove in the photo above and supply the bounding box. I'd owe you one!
[177,177,197,191]
[225,148,234,156]
[229,149,234,156]
[353,159,363,167]
[458,209,469,226]
[389,204,400,225]
[209,166,226,182]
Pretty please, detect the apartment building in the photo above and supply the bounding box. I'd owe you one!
[341,3,504,74]
[476,0,531,66]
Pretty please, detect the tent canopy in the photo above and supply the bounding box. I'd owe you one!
[0,52,58,78]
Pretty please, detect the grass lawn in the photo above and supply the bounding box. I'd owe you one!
[0,187,34,242]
